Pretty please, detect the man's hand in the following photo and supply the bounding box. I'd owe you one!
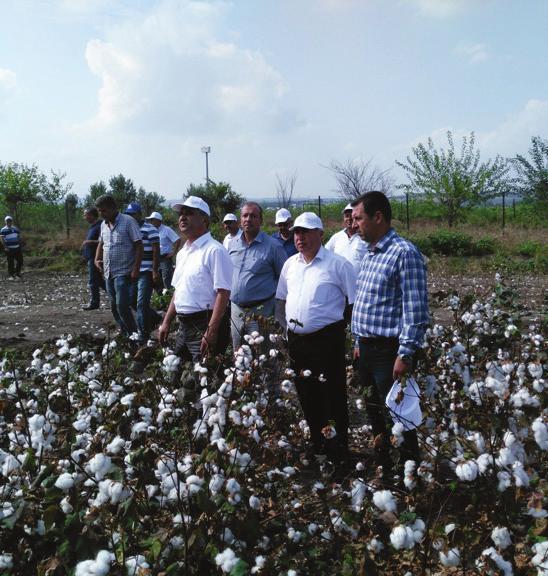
[200,326,218,358]
[130,268,139,282]
[94,259,103,272]
[353,346,360,361]
[393,356,410,380]
[152,270,160,284]
[158,321,171,346]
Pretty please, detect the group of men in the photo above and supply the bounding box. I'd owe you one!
[78,190,428,472]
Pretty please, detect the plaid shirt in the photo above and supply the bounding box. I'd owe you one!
[351,228,429,356]
[99,213,142,279]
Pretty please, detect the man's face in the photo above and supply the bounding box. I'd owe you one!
[97,204,117,222]
[5,219,13,227]
[276,219,291,238]
[343,210,355,233]
[149,218,161,228]
[223,220,238,235]
[128,212,141,223]
[352,203,380,243]
[178,207,205,237]
[294,227,322,258]
[241,205,262,237]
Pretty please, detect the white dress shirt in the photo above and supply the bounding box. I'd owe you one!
[171,232,233,314]
[325,229,367,274]
[223,228,242,249]
[276,246,356,334]
[158,224,180,256]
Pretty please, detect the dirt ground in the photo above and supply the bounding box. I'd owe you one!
[0,271,546,355]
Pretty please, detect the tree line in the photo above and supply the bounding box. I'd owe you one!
[0,134,546,228]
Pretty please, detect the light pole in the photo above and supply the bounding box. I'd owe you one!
[201,146,211,187]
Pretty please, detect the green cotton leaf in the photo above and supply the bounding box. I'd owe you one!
[43,504,60,530]
[150,538,162,560]
[229,559,249,576]
[399,510,417,524]
[22,448,36,472]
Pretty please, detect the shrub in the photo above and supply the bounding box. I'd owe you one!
[407,235,433,257]
[427,229,474,256]
[515,240,543,258]
[472,236,498,256]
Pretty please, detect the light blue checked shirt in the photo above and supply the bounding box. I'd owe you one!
[351,228,429,357]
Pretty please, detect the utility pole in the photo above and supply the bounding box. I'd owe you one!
[201,146,211,187]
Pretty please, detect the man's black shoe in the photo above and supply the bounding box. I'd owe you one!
[82,304,100,311]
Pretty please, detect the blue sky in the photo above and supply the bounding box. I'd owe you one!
[1,0,547,201]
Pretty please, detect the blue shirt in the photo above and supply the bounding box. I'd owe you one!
[228,230,287,306]
[271,231,298,257]
[138,221,160,272]
[351,228,429,357]
[99,213,142,279]
[0,225,21,250]
[83,220,102,260]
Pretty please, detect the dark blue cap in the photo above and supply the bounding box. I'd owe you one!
[124,202,142,214]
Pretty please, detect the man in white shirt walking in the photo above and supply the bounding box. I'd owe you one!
[145,211,181,290]
[158,197,232,378]
[276,212,356,462]
[325,203,367,274]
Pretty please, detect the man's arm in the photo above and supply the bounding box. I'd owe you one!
[131,241,143,281]
[158,295,177,346]
[151,241,160,284]
[201,288,230,357]
[170,237,182,256]
[94,241,104,272]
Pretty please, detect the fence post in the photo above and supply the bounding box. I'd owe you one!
[318,195,321,218]
[502,190,506,231]
[406,192,410,233]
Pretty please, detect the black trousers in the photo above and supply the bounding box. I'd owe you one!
[6,248,23,276]
[288,320,348,456]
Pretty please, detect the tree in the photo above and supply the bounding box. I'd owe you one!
[42,170,73,204]
[186,181,245,223]
[396,131,511,227]
[136,187,166,216]
[0,162,46,225]
[513,136,548,204]
[275,171,297,208]
[108,174,136,209]
[83,181,108,208]
[326,158,394,200]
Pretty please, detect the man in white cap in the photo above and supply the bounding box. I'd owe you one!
[158,196,232,381]
[228,201,287,350]
[222,213,241,249]
[325,203,367,273]
[0,216,23,279]
[145,211,181,289]
[276,212,356,463]
[271,208,297,257]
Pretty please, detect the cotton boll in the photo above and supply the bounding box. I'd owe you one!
[532,418,548,450]
[455,460,479,482]
[372,490,397,513]
[477,547,513,576]
[440,548,460,567]
[215,548,239,573]
[491,526,512,549]
[55,473,74,491]
[531,541,548,575]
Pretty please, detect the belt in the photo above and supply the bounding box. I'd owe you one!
[237,294,275,309]
[177,310,211,321]
[359,336,398,345]
[288,319,345,339]
[160,254,172,260]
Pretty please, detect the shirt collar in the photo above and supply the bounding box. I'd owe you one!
[240,230,265,245]
[297,244,326,264]
[369,227,396,253]
[187,231,211,249]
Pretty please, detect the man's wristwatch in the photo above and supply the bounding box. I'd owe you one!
[399,354,413,366]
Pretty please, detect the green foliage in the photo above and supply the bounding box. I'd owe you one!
[108,173,137,208]
[515,240,544,258]
[42,170,73,204]
[0,162,47,225]
[135,186,165,215]
[83,181,107,208]
[426,229,475,256]
[472,236,498,256]
[513,135,548,203]
[396,131,512,226]
[186,181,245,223]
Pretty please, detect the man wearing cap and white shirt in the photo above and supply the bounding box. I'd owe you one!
[158,196,232,376]
[325,203,367,274]
[0,216,23,279]
[276,212,356,461]
[145,211,181,289]
[222,213,242,249]
[228,201,287,350]
[271,208,298,257]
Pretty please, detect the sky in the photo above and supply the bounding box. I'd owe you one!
[1,0,547,202]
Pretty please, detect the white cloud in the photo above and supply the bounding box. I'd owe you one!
[79,0,295,135]
[406,0,473,19]
[0,68,17,92]
[454,42,490,64]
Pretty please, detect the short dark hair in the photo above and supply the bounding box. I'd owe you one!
[84,207,99,218]
[242,201,263,219]
[95,194,117,209]
[351,191,391,222]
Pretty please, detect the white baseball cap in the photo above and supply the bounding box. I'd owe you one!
[343,203,353,213]
[275,208,292,224]
[290,212,323,231]
[223,213,238,222]
[4,215,13,222]
[145,211,163,221]
[172,196,211,216]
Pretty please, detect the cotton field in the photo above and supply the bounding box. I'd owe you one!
[0,276,546,575]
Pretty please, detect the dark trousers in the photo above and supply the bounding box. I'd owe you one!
[288,320,348,457]
[358,338,419,466]
[87,258,105,306]
[6,248,23,276]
